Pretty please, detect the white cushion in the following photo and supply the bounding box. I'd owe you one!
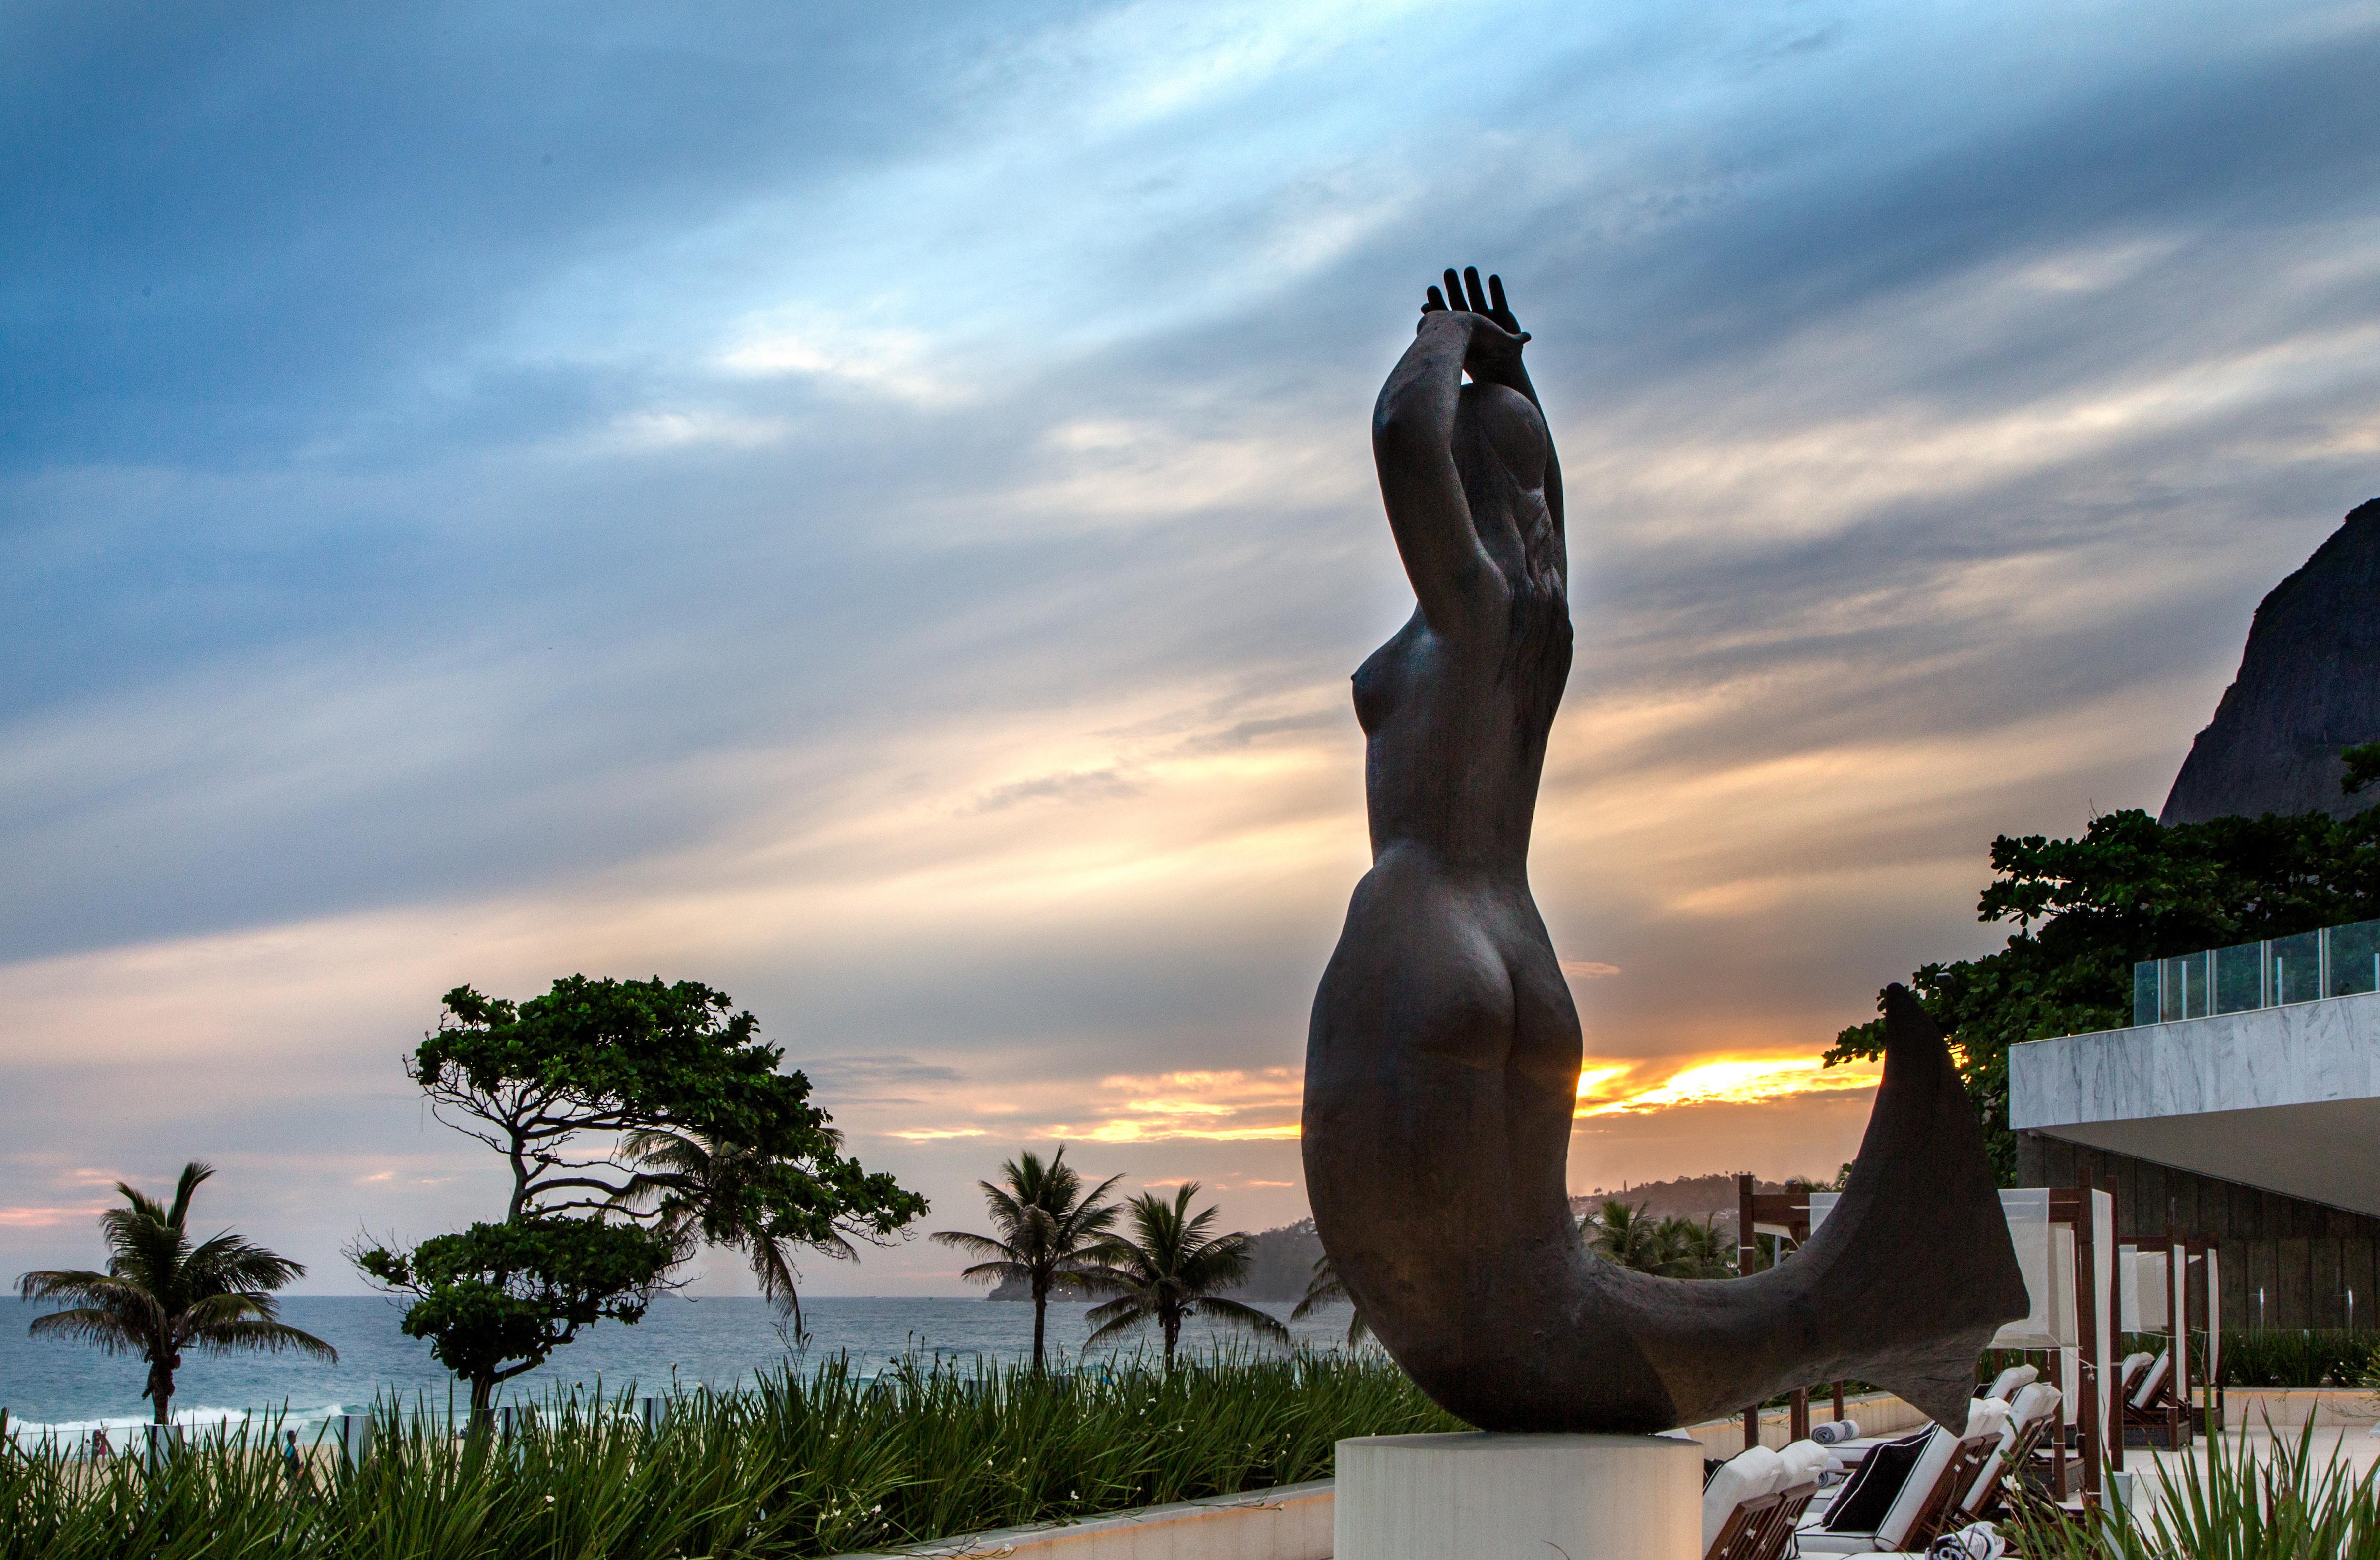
[1702,1444,1785,1550]
[1875,1401,2007,1549]
[1778,1438,1832,1490]
[1984,1364,2037,1401]
[2129,1351,2171,1408]
[2009,1381,2062,1429]
[2118,1351,2154,1390]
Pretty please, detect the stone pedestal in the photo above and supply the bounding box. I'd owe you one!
[1334,1432,1702,1560]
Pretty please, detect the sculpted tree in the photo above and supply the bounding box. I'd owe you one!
[19,1162,335,1424]
[354,976,925,1421]
[931,1146,1123,1372]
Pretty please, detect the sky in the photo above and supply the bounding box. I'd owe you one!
[5,0,2380,1295]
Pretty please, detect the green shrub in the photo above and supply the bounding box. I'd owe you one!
[2010,1418,2380,1559]
[2220,1330,2380,1388]
[0,1350,1457,1560]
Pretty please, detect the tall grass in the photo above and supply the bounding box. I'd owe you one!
[0,1350,1457,1560]
[2012,1419,2380,1559]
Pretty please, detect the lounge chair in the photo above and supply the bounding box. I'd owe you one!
[1976,1363,2037,1401]
[1957,1382,2061,1519]
[1796,1399,2009,1555]
[2122,1349,2191,1449]
[1704,1440,1828,1560]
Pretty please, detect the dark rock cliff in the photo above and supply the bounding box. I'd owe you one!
[2162,497,2380,825]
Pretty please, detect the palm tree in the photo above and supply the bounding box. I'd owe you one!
[931,1146,1124,1371]
[1657,1214,1736,1279]
[1075,1183,1289,1368]
[17,1163,336,1425]
[1586,1197,1669,1273]
[1290,1250,1371,1346]
[617,1128,835,1345]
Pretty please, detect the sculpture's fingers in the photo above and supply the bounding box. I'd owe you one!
[1488,273,1515,326]
[1443,269,1466,312]
[1423,285,1449,313]
[1462,266,1488,314]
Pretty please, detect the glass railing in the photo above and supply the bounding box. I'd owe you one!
[2133,917,2380,1026]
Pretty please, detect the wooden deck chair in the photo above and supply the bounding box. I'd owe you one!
[1705,1440,1828,1560]
[1702,1444,1785,1558]
[2122,1350,2191,1449]
[1798,1400,2010,1554]
[1959,1382,2061,1520]
[1705,1480,1818,1560]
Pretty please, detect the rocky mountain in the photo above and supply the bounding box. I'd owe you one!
[2163,497,2380,824]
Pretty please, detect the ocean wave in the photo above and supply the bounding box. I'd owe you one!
[4,1403,350,1451]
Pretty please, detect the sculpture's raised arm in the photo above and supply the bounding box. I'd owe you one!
[1435,268,1564,545]
[1370,267,1552,633]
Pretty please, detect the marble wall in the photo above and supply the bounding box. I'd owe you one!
[2011,990,2380,1130]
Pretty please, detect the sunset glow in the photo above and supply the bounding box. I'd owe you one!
[1575,1054,1883,1117]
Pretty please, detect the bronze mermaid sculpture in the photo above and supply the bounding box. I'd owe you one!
[1302,268,2027,1434]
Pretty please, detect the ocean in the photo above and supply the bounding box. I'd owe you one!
[0,1294,1362,1449]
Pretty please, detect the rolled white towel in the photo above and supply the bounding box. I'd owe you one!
[1927,1520,2004,1560]
[1810,1418,1861,1445]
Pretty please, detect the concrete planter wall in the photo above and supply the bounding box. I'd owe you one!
[831,1480,1332,1560]
[2223,1387,2380,1429]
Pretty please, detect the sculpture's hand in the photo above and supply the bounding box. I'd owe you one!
[1423,266,1525,335]
[1420,266,1529,376]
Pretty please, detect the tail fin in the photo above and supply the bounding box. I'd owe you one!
[1798,985,2031,1430]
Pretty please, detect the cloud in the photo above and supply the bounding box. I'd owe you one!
[964,768,1145,815]
[1042,1068,1305,1144]
[0,1204,109,1229]
[5,0,2379,1298]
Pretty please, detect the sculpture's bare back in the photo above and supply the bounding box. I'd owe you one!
[1302,269,2028,1433]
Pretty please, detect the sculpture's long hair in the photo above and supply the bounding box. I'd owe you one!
[1453,385,1571,739]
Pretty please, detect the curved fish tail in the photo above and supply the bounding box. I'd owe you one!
[1794,984,2032,1430]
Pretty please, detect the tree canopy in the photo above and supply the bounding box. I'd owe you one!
[356,1217,680,1399]
[1826,785,2380,1180]
[1583,1199,1735,1279]
[356,975,926,1419]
